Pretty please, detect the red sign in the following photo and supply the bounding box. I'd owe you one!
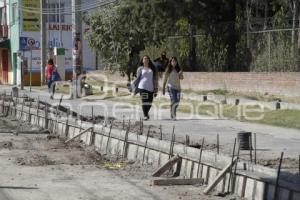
[48,24,72,31]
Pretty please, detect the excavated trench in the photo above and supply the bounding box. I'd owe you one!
[0,92,300,200]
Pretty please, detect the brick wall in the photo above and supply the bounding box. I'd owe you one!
[89,71,300,97]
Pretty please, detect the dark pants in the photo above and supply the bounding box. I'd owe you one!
[168,86,181,118]
[47,80,56,96]
[139,89,154,117]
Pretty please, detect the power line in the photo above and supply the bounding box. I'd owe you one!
[12,0,118,14]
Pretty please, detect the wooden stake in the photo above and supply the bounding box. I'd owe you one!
[65,127,93,144]
[203,157,238,195]
[197,137,205,178]
[152,155,182,177]
[153,178,204,186]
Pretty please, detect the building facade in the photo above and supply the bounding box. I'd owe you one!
[0,0,10,84]
[3,0,99,86]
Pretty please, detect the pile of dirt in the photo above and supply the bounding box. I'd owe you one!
[258,157,300,170]
[9,134,103,166]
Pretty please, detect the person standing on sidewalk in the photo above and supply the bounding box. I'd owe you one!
[154,51,169,78]
[162,57,184,120]
[45,59,60,99]
[132,55,158,120]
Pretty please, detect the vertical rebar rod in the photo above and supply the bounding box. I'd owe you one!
[274,152,284,200]
[254,133,257,164]
[159,124,162,140]
[217,134,220,154]
[142,125,152,164]
[197,137,205,178]
[227,138,237,193]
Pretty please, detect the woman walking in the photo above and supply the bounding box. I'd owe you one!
[132,55,158,120]
[162,57,184,120]
[45,59,61,99]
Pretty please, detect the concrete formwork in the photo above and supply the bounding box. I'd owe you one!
[1,95,300,200]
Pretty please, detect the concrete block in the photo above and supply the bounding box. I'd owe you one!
[186,160,194,178]
[147,149,159,166]
[208,167,218,186]
[180,159,187,177]
[292,192,300,200]
[266,184,275,200]
[127,144,137,160]
[254,181,265,200]
[202,165,209,182]
[278,188,291,200]
[190,162,196,178]
[244,178,255,199]
[192,163,200,178]
[94,134,102,150]
[159,154,170,168]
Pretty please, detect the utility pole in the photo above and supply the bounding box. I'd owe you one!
[40,0,47,85]
[72,0,82,99]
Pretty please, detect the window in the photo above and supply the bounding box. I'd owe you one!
[48,3,65,23]
[12,3,18,24]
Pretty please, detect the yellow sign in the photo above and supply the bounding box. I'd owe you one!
[23,0,41,32]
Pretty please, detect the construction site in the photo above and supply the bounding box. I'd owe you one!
[0,85,299,200]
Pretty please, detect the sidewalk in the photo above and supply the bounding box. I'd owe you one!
[2,85,300,160]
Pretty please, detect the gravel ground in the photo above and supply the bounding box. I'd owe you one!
[0,117,244,200]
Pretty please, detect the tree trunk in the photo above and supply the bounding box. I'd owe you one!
[263,0,268,30]
[188,24,197,71]
[291,0,297,70]
[226,0,237,71]
[298,2,300,71]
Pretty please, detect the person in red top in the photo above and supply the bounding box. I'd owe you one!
[45,59,56,98]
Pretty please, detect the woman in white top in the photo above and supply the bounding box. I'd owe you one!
[132,55,158,120]
[162,57,184,120]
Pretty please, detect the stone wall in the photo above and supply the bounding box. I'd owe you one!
[90,71,300,97]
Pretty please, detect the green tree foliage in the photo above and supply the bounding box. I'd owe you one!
[85,0,300,73]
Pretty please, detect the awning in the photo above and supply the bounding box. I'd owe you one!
[0,39,10,49]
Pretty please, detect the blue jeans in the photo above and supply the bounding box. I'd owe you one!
[47,80,56,95]
[167,86,181,118]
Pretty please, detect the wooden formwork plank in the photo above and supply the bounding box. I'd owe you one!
[65,127,93,144]
[153,178,204,186]
[152,155,182,177]
[204,157,238,195]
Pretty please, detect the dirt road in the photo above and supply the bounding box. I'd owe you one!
[0,118,242,200]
